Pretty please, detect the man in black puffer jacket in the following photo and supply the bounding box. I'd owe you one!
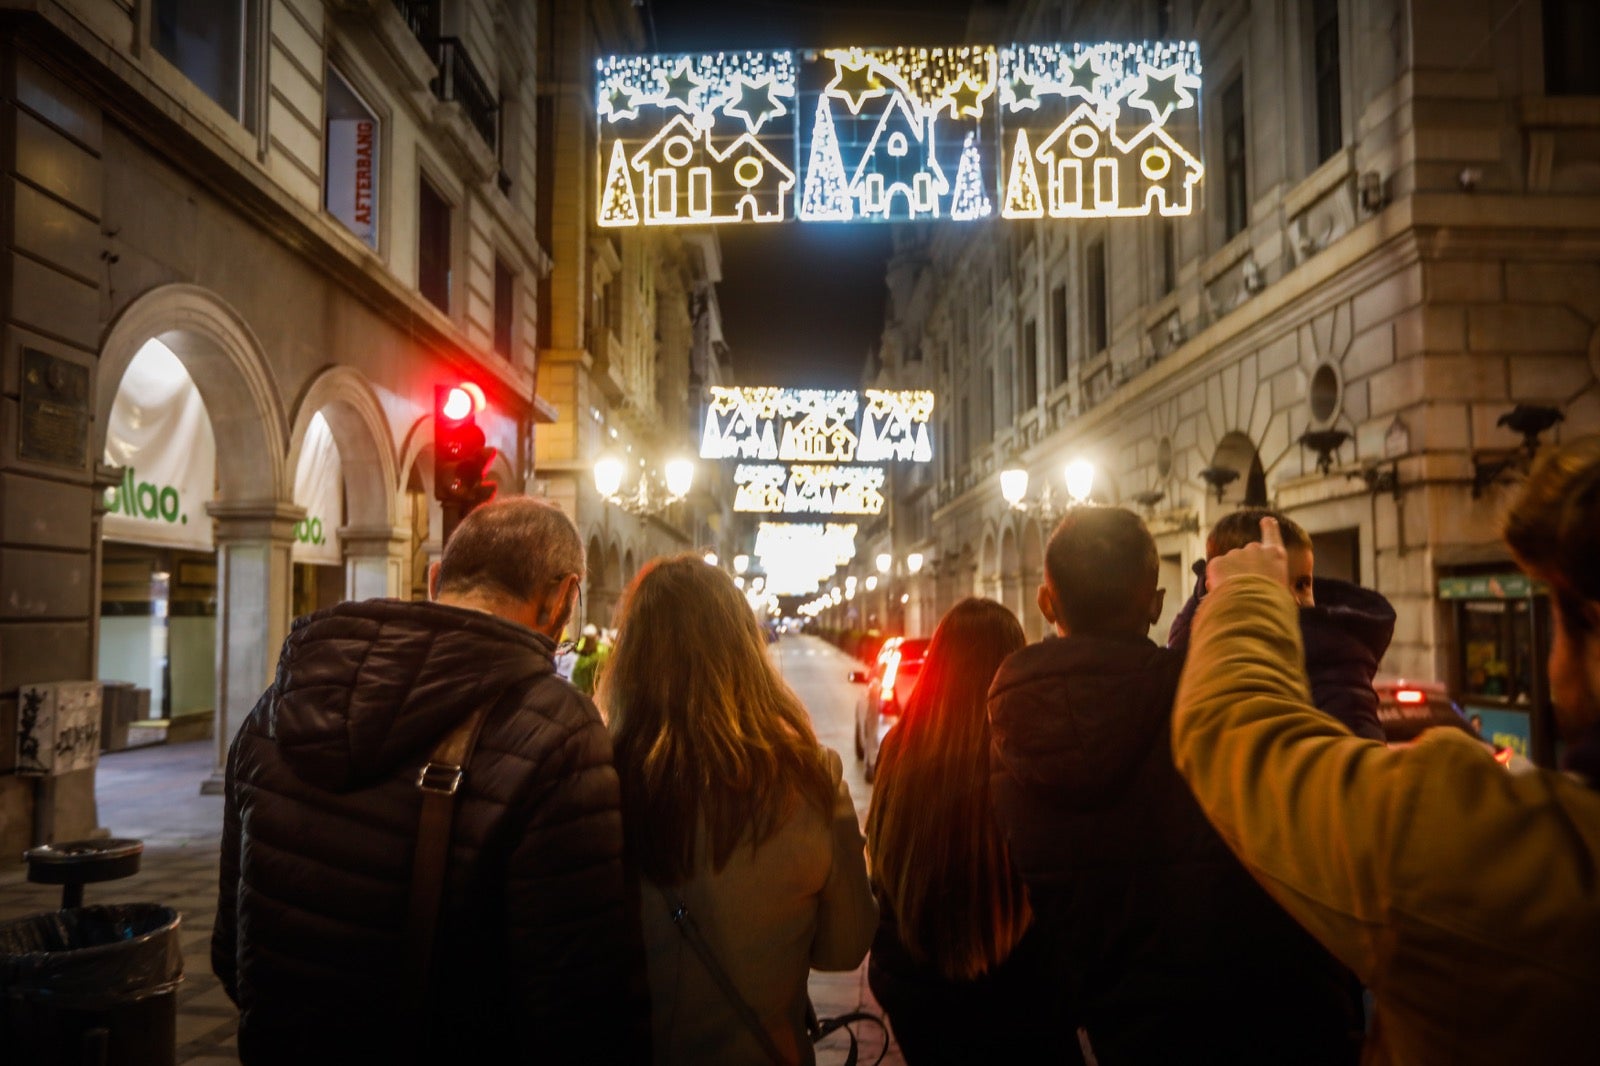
[988,507,1362,1065]
[213,497,650,1063]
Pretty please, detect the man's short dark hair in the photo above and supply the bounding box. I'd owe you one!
[436,497,584,603]
[1044,507,1158,635]
[1504,435,1600,634]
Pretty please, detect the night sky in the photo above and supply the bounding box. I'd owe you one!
[645,0,977,387]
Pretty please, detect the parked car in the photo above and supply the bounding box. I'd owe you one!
[850,637,929,783]
[1373,678,1520,767]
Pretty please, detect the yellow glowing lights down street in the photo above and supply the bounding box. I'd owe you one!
[597,42,1202,227]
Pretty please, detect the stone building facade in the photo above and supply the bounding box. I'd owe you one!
[859,0,1600,764]
[0,0,557,849]
[532,0,730,631]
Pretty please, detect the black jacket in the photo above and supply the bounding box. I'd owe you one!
[988,634,1362,1065]
[1168,565,1392,742]
[212,599,650,1064]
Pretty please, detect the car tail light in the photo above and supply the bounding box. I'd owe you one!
[1395,689,1426,704]
[880,648,902,706]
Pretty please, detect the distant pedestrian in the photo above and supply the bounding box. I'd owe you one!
[988,507,1362,1065]
[602,554,876,1064]
[1173,436,1600,1062]
[1167,507,1392,741]
[212,498,650,1064]
[572,622,609,694]
[866,598,1077,1065]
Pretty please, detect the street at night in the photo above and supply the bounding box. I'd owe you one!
[3,0,1600,1062]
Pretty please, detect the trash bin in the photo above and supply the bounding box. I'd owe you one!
[26,838,144,909]
[0,904,182,1066]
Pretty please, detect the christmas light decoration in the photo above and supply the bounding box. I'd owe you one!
[701,387,933,464]
[732,464,888,515]
[599,43,1202,225]
[754,521,859,596]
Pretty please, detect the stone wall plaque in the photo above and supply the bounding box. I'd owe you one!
[20,348,90,468]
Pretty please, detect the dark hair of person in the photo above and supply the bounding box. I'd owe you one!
[434,497,584,602]
[600,554,834,885]
[1504,435,1600,635]
[1205,507,1312,559]
[866,598,1030,981]
[1044,507,1159,635]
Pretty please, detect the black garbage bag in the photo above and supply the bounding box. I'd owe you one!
[0,904,182,1066]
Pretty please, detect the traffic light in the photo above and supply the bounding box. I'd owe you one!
[434,384,497,528]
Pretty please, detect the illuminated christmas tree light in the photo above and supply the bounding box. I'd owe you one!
[598,140,640,226]
[949,131,993,221]
[799,99,853,220]
[1003,128,1044,219]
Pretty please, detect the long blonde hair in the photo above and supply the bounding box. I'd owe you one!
[601,554,833,885]
[866,598,1031,980]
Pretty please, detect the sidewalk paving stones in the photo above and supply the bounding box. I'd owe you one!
[0,738,903,1065]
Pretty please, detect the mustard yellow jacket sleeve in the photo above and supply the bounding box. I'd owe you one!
[1171,575,1600,1063]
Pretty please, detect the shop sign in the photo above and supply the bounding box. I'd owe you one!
[103,339,216,551]
[1438,573,1547,600]
[327,117,379,248]
[19,349,90,468]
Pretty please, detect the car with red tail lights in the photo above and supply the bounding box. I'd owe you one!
[850,637,929,783]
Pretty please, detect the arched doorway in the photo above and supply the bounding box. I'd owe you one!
[291,367,403,605]
[979,530,998,600]
[95,285,296,790]
[585,534,607,631]
[999,525,1021,624]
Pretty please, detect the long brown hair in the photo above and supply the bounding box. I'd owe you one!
[865,598,1031,980]
[601,554,834,885]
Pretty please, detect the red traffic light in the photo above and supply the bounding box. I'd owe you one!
[434,384,497,522]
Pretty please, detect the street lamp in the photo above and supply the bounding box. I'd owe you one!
[733,554,750,575]
[1064,459,1096,505]
[865,575,879,591]
[1002,457,1097,520]
[1000,465,1030,508]
[875,553,893,575]
[906,552,924,574]
[703,551,719,566]
[594,454,695,516]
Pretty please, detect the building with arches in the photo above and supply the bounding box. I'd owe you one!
[860,0,1600,767]
[0,0,558,846]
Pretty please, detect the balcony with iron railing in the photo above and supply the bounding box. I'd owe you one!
[430,37,498,153]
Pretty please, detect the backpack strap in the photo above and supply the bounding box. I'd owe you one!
[667,891,792,1065]
[404,703,492,1032]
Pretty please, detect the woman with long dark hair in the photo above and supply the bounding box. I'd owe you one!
[602,554,876,1065]
[866,598,1076,1063]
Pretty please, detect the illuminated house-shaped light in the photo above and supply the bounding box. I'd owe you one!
[1033,102,1203,218]
[851,92,949,220]
[631,114,795,225]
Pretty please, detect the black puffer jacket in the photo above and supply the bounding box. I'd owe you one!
[1168,565,1393,741]
[212,599,650,1064]
[988,634,1362,1065]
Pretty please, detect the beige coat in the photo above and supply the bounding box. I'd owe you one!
[1173,575,1600,1064]
[639,748,877,1065]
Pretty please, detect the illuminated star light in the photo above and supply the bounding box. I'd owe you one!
[939,70,990,119]
[1125,63,1199,125]
[598,82,640,123]
[1064,49,1107,104]
[1003,71,1041,112]
[656,57,707,115]
[722,73,789,133]
[826,52,891,114]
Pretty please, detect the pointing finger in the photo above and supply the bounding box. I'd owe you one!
[1259,516,1284,551]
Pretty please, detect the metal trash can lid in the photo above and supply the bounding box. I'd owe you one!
[24,839,143,886]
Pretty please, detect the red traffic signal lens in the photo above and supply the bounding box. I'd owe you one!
[441,387,474,422]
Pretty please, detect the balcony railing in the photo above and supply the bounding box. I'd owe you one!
[430,37,498,153]
[391,0,435,40]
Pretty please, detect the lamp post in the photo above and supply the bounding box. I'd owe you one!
[1000,456,1097,520]
[594,454,695,517]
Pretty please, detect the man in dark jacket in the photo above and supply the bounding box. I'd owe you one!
[212,497,650,1063]
[988,507,1361,1065]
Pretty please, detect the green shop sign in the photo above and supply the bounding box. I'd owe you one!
[1437,573,1549,600]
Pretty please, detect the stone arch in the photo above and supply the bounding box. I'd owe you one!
[289,366,400,529]
[585,534,607,628]
[96,284,296,790]
[623,548,637,585]
[97,283,289,502]
[1207,431,1269,510]
[999,524,1022,621]
[979,529,998,600]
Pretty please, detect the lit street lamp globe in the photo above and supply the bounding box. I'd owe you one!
[703,551,719,567]
[875,553,893,575]
[593,456,625,498]
[906,552,924,574]
[1064,459,1096,504]
[664,458,695,499]
[1000,465,1029,507]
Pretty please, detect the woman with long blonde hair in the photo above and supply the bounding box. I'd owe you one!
[866,598,1076,1063]
[602,554,876,1065]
